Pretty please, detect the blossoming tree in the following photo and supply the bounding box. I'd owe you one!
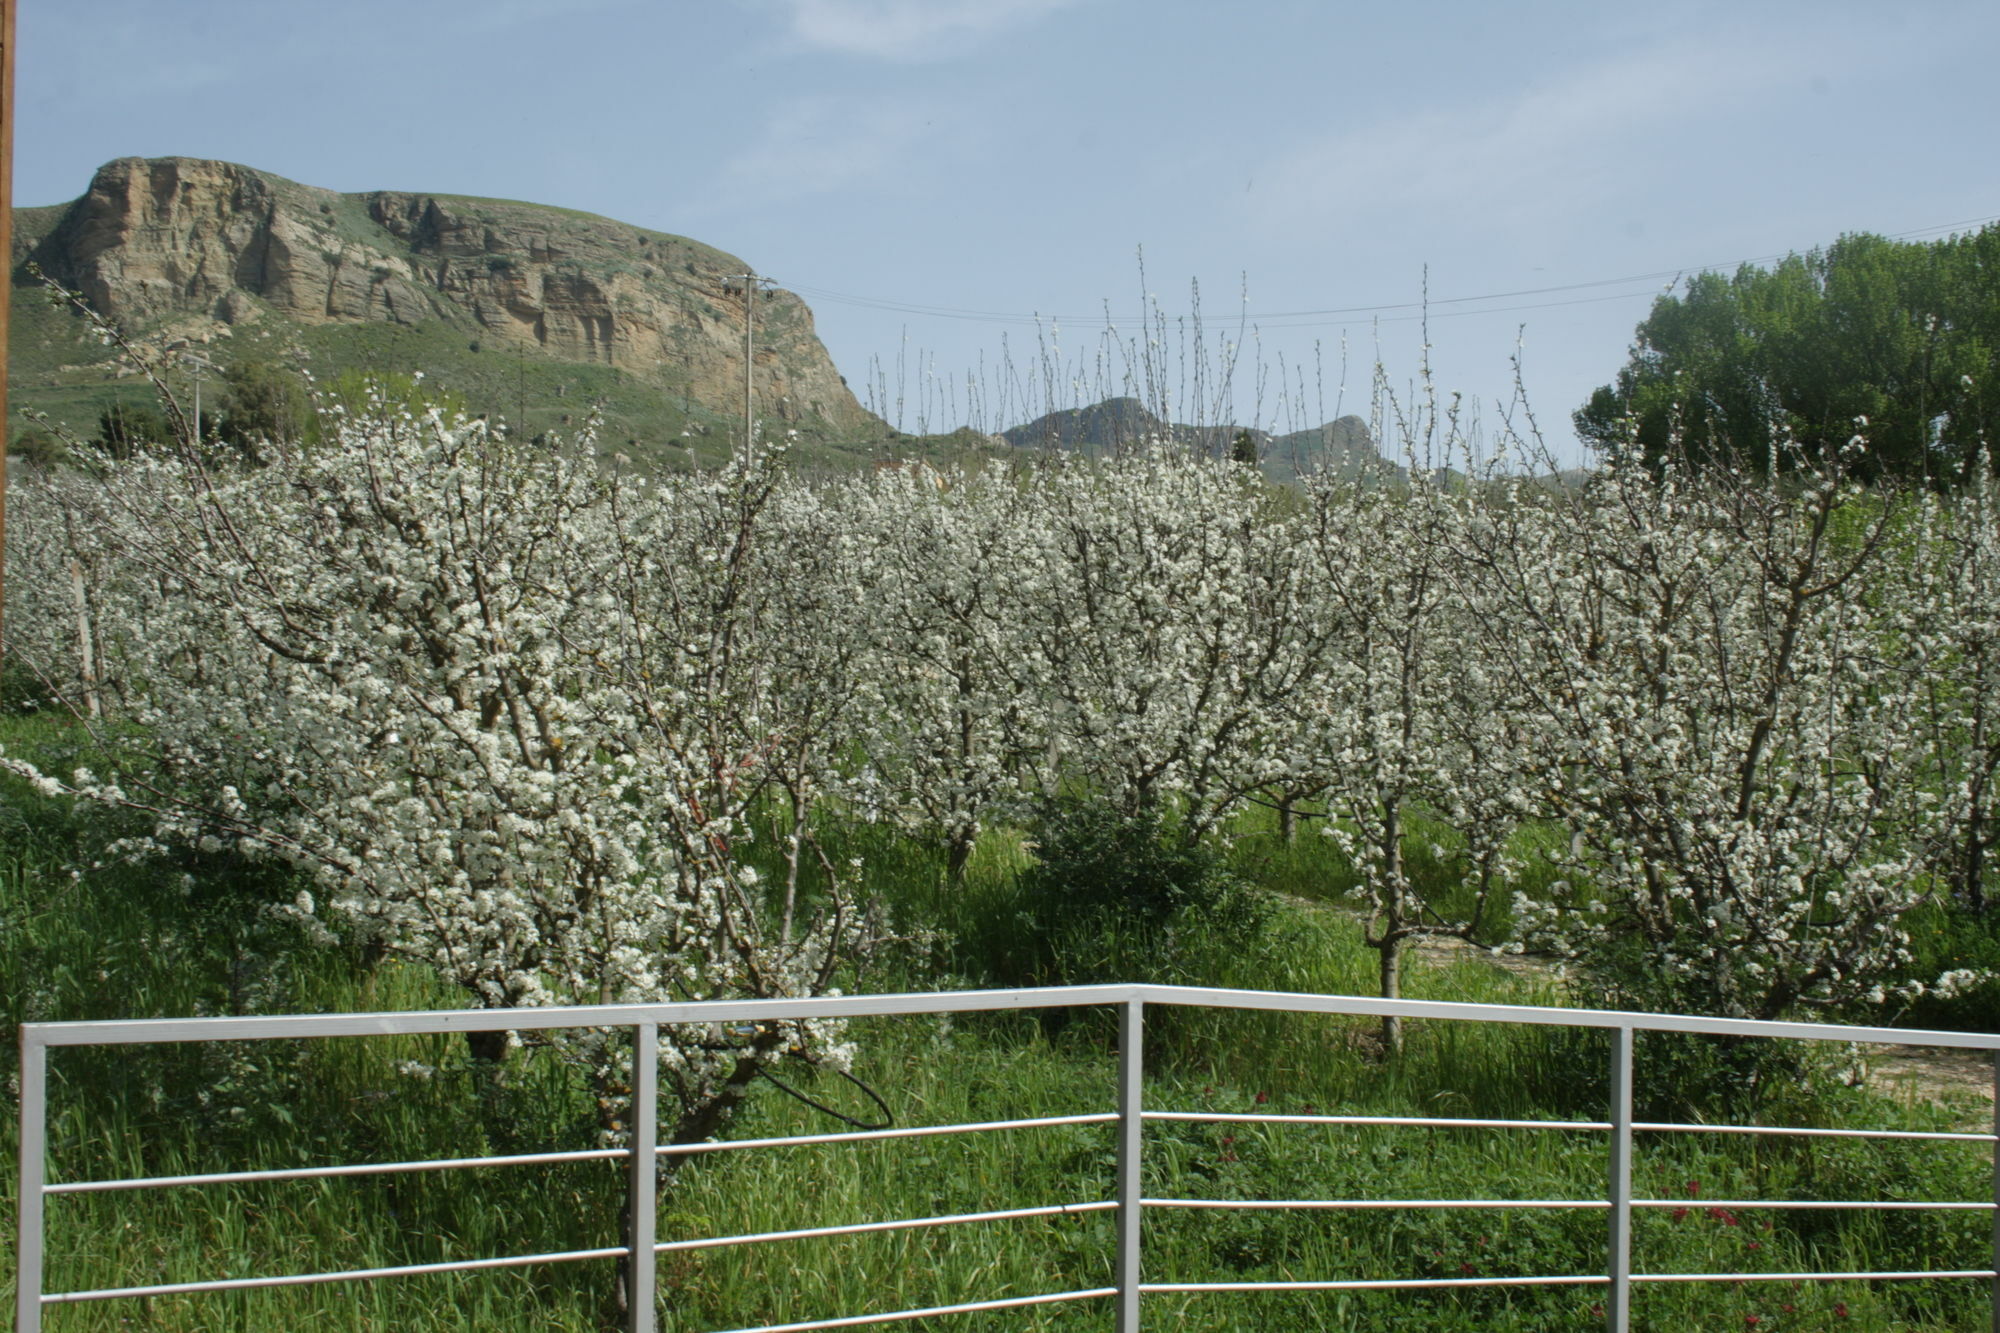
[1463,436,1949,1018]
[4,395,875,1144]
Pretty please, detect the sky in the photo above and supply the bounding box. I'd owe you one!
[18,0,2000,466]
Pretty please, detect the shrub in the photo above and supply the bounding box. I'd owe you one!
[1006,799,1272,989]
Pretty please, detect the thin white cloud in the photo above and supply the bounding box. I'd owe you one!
[776,0,1080,61]
[712,95,940,208]
[1254,33,1847,240]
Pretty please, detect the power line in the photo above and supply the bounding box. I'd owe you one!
[1269,286,1673,329]
[778,210,2000,333]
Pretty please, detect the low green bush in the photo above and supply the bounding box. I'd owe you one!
[997,799,1273,990]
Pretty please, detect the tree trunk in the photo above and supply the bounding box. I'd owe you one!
[1378,934,1405,1056]
[464,1029,509,1065]
[70,560,100,718]
[946,826,976,885]
[1378,800,1406,1055]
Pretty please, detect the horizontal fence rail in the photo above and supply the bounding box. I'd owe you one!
[17,983,2000,1332]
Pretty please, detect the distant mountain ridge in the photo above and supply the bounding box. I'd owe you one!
[11,156,885,458]
[1002,396,1385,481]
[9,158,1396,479]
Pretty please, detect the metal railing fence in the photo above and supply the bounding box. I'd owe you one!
[16,983,2000,1332]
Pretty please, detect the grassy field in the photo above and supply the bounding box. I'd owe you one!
[3,716,1994,1331]
[6,273,1030,479]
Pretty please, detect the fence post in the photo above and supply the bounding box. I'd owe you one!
[627,1022,658,1333]
[15,1029,45,1333]
[1991,1053,1999,1333]
[1606,1024,1633,1333]
[1116,996,1144,1333]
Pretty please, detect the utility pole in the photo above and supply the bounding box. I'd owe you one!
[0,0,17,669]
[165,342,216,444]
[728,273,767,466]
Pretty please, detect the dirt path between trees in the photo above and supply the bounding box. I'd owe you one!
[1860,1046,1993,1110]
[1404,932,1996,1119]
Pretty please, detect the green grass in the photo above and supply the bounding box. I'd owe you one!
[3,718,1994,1330]
[5,291,1022,479]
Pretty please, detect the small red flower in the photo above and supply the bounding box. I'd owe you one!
[1833,1301,1849,1318]
[1687,1180,1703,1197]
[1254,1090,1269,1104]
[1671,1207,1690,1222]
[1744,1316,1760,1328]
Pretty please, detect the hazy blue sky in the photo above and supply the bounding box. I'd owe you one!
[20,0,2000,463]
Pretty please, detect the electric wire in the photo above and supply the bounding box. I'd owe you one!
[778,210,2000,332]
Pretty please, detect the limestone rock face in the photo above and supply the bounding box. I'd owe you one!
[24,156,879,435]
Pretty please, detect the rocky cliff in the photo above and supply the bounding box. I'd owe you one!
[14,157,882,446]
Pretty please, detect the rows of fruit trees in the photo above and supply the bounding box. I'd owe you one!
[8,346,2000,1147]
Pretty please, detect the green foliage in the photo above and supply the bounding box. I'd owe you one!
[1233,803,1547,950]
[213,356,312,448]
[1000,800,1273,989]
[9,425,70,469]
[1579,224,2000,480]
[1889,899,2000,1033]
[92,401,172,457]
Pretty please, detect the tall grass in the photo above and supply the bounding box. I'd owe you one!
[3,720,1992,1330]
